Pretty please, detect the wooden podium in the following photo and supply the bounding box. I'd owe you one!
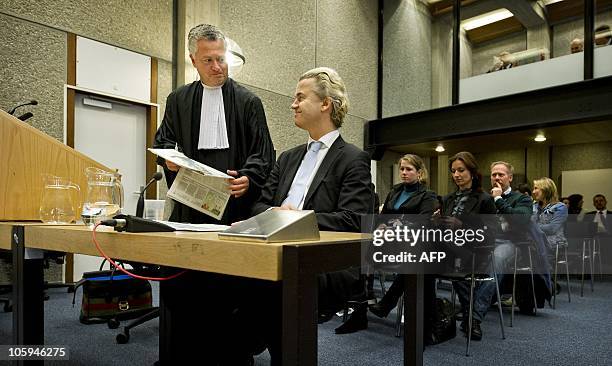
[0,110,111,221]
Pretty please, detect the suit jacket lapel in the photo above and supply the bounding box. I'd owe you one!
[276,146,308,205]
[303,136,345,206]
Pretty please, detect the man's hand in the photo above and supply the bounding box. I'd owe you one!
[165,160,180,172]
[227,170,249,198]
[491,182,503,198]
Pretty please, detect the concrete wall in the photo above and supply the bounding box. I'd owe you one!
[382,0,431,118]
[219,0,378,154]
[0,13,67,141]
[431,14,473,108]
[0,1,172,60]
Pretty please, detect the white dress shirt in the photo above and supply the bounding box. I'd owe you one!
[291,129,340,209]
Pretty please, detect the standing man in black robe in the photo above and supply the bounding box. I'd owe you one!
[153,24,274,365]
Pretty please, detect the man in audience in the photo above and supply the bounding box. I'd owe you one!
[585,194,611,276]
[586,194,610,235]
[251,67,373,359]
[454,161,533,340]
[570,38,584,54]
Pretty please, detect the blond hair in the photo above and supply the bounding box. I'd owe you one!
[399,154,429,185]
[299,67,349,128]
[533,177,558,204]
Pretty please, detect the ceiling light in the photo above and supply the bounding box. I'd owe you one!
[534,134,547,142]
[435,144,445,152]
[225,38,245,77]
[462,9,514,31]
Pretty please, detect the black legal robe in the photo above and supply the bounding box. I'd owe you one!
[153,79,274,364]
[153,78,275,225]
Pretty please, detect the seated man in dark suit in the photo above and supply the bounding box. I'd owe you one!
[251,67,373,351]
[585,194,611,236]
[252,67,372,232]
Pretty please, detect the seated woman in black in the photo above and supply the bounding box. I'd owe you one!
[368,154,437,317]
[441,151,497,341]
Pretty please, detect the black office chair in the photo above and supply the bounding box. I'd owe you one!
[439,249,506,357]
[0,251,73,312]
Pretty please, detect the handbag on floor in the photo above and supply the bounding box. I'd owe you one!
[72,263,153,325]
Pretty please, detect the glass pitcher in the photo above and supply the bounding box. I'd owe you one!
[82,167,124,226]
[39,175,81,224]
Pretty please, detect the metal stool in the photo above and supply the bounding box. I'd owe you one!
[552,243,571,308]
[593,235,604,280]
[565,222,597,297]
[511,241,538,327]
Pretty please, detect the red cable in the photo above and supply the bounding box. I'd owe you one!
[92,223,187,281]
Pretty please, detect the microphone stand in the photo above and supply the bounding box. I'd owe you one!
[136,173,163,218]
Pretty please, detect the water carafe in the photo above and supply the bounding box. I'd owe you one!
[82,167,124,225]
[39,175,81,224]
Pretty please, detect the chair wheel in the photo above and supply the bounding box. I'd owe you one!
[116,332,130,344]
[107,318,120,329]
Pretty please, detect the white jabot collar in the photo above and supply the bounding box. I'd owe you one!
[198,82,229,149]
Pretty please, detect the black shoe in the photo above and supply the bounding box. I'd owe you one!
[318,311,334,324]
[369,302,393,318]
[335,304,368,334]
[555,283,562,295]
[460,319,482,341]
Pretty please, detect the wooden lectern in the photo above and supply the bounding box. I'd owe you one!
[0,110,111,221]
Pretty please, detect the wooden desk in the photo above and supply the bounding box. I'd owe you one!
[3,223,422,365]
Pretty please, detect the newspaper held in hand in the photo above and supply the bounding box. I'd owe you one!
[148,148,232,220]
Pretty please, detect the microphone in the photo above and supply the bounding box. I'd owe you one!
[8,100,38,115]
[136,172,163,218]
[18,112,33,121]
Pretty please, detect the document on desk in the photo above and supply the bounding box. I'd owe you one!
[149,149,232,220]
[155,220,230,232]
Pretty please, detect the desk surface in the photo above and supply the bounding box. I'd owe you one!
[2,223,365,281]
[0,221,54,250]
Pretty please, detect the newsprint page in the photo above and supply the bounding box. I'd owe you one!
[148,149,231,220]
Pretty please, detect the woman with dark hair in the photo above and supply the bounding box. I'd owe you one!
[368,154,437,317]
[441,151,497,341]
[567,193,584,222]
